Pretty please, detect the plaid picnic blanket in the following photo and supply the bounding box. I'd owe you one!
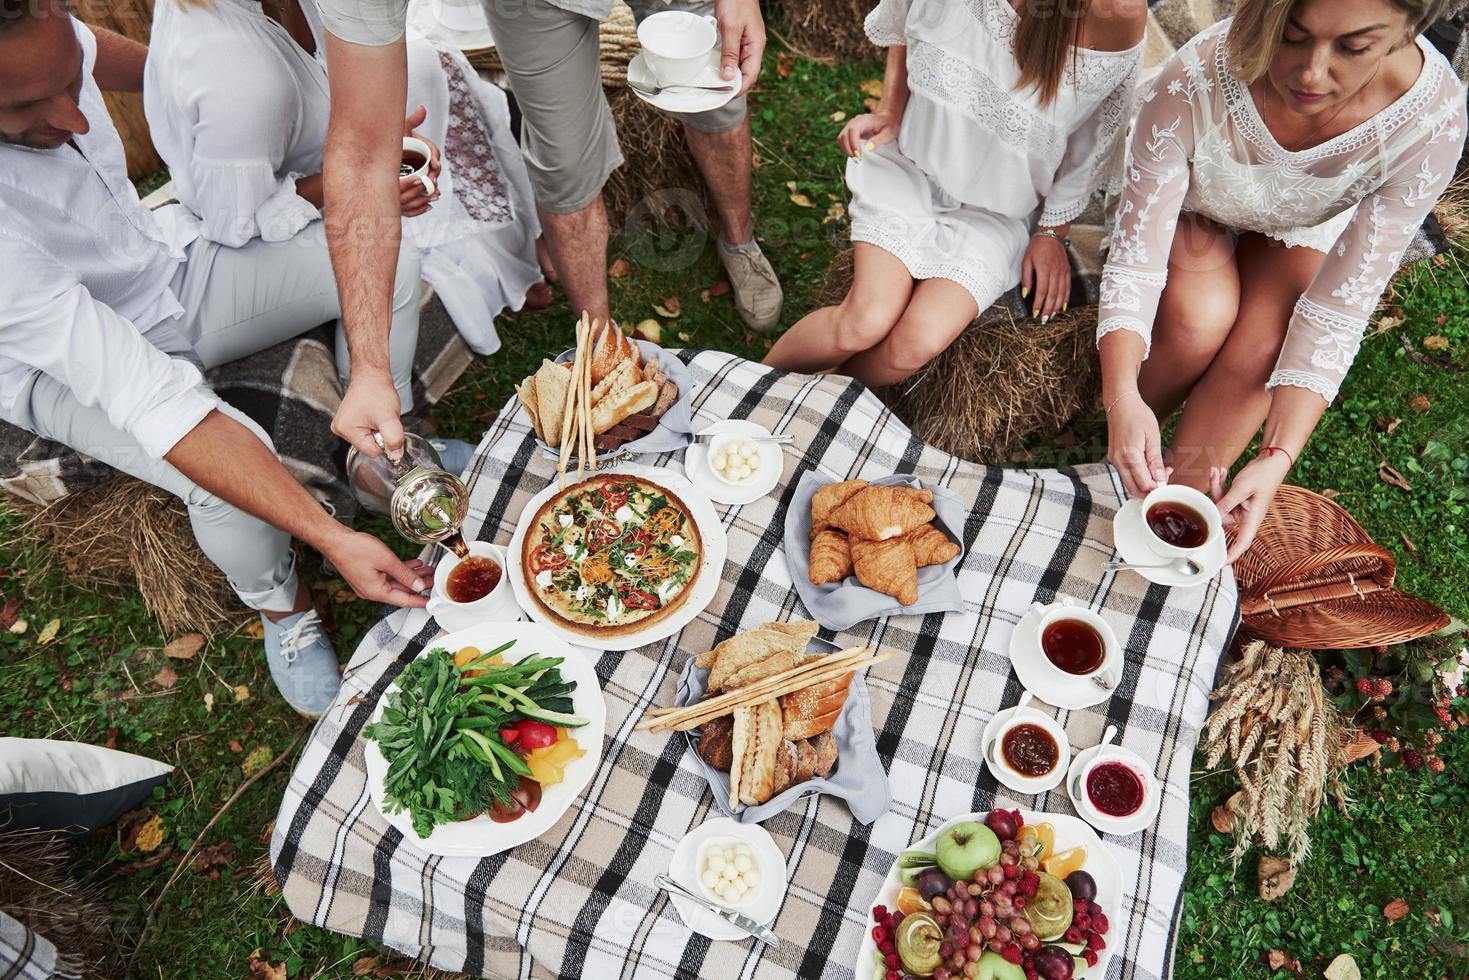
[270,351,1239,979]
[0,909,78,980]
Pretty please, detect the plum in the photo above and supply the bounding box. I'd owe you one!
[1031,945,1075,980]
[985,809,1019,842]
[917,867,955,902]
[1064,870,1097,904]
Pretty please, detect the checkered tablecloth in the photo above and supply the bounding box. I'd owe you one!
[270,351,1238,980]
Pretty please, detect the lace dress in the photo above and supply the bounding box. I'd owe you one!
[851,0,1141,308]
[1097,20,1467,402]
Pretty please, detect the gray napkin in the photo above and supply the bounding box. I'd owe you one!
[675,643,890,825]
[784,472,967,631]
[542,341,694,460]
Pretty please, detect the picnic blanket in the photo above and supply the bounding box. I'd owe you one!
[271,351,1239,980]
[0,909,78,980]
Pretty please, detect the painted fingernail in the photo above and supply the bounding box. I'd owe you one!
[1021,287,1029,299]
[1063,303,1068,312]
[1041,315,1050,325]
[864,141,875,151]
[413,579,426,591]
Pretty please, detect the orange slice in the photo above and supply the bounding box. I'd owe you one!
[1042,845,1088,880]
[896,886,930,916]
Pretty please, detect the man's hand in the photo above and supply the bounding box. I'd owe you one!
[320,528,431,608]
[333,370,404,459]
[399,105,442,218]
[714,0,765,94]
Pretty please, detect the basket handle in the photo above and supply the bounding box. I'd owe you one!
[1244,542,1396,602]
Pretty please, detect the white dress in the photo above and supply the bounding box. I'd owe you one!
[144,0,543,355]
[850,0,1142,308]
[1097,20,1467,402]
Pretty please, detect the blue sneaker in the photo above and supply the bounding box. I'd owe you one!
[261,609,340,718]
[430,437,474,476]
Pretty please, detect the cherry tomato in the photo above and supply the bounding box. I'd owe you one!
[511,776,542,813]
[528,545,567,573]
[515,720,559,750]
[488,796,525,823]
[622,588,660,610]
[499,727,520,745]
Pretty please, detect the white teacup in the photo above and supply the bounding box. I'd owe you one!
[1076,749,1153,823]
[1030,598,1121,687]
[400,136,436,197]
[987,694,1070,789]
[427,542,518,631]
[638,10,718,85]
[1139,483,1221,560]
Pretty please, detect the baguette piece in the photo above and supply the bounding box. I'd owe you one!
[591,356,638,405]
[809,731,838,777]
[734,699,783,807]
[534,359,571,447]
[591,380,658,434]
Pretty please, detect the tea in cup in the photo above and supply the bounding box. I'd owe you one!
[427,542,516,629]
[1031,600,1119,687]
[637,10,718,85]
[400,136,436,197]
[1140,484,1221,559]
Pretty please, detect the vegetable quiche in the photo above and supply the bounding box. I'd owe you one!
[522,475,703,637]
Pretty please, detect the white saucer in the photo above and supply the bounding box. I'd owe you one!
[1112,499,1226,588]
[1066,744,1162,837]
[627,51,742,114]
[1009,603,1116,710]
[980,699,1069,795]
[667,818,787,942]
[683,420,783,505]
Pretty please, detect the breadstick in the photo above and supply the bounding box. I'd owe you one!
[558,313,588,488]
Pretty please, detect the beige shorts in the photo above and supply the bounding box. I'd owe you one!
[480,0,748,213]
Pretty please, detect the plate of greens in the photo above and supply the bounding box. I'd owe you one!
[362,620,606,856]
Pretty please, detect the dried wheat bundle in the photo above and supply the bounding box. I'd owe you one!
[1203,640,1349,867]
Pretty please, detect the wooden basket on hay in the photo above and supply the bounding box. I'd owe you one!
[1233,485,1450,649]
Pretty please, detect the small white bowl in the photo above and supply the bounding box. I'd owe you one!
[705,433,768,489]
[1070,745,1159,834]
[984,694,1070,794]
[693,835,764,908]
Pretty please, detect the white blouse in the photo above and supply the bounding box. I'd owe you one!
[144,0,330,248]
[1097,20,1467,402]
[864,0,1142,227]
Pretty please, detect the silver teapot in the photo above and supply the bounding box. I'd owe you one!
[345,433,470,553]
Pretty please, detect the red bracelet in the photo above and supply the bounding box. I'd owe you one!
[1260,445,1295,468]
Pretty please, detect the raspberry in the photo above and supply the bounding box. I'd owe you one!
[1371,729,1389,744]
[872,926,888,945]
[1076,913,1093,931]
[1026,971,1040,980]
[886,971,898,980]
[1356,677,1375,695]
[1012,809,1025,829]
[1087,933,1106,951]
[1374,644,1389,655]
[1074,899,1089,914]
[1003,944,1023,964]
[1403,749,1425,771]
[1019,871,1041,897]
[1093,912,1110,934]
[1375,678,1394,698]
[885,952,899,969]
[891,911,905,929]
[1088,900,1103,916]
[1083,950,1099,967]
[873,905,888,922]
[1436,706,1452,724]
[1430,756,1446,773]
[1065,927,1085,945]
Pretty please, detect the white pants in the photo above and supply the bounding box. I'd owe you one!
[15,221,421,613]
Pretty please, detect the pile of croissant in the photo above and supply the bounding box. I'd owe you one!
[807,480,960,604]
[695,620,847,807]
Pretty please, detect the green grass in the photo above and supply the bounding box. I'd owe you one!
[1,50,1466,979]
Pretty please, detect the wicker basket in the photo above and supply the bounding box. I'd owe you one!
[1233,485,1450,649]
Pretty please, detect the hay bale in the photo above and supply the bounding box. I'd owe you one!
[767,0,877,64]
[11,477,245,636]
[0,827,116,977]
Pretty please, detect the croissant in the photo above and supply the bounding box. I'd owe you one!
[811,479,868,534]
[829,486,936,541]
[808,529,853,586]
[850,536,919,604]
[905,523,960,567]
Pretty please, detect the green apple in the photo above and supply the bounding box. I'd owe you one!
[974,951,1026,980]
[934,820,1001,881]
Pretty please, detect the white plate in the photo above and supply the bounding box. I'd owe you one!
[1066,744,1162,837]
[506,462,728,652]
[1112,498,1226,588]
[627,50,742,114]
[980,696,1070,795]
[854,811,1121,979]
[1009,603,1116,711]
[362,620,607,857]
[683,420,783,505]
[667,818,787,942]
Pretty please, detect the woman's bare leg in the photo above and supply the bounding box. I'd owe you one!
[1166,233,1327,491]
[1137,213,1241,419]
[763,243,915,374]
[838,277,980,388]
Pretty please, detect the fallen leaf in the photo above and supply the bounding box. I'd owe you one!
[0,597,18,630]
[789,191,814,208]
[246,950,288,980]
[7,617,25,636]
[203,692,215,713]
[1408,394,1431,414]
[1378,461,1413,492]
[258,819,276,846]
[164,632,205,660]
[1372,314,1403,336]
[785,180,798,192]
[1324,953,1361,980]
[608,257,631,279]
[114,844,173,875]
[663,296,682,316]
[333,588,357,605]
[823,201,846,224]
[863,96,881,113]
[243,619,265,640]
[229,739,244,753]
[1383,897,1410,921]
[37,618,60,644]
[1257,856,1297,901]
[1400,531,1419,556]
[1320,488,1342,501]
[859,78,884,98]
[829,109,846,122]
[192,841,237,877]
[352,958,380,976]
[104,727,117,750]
[676,331,690,343]
[151,665,178,690]
[1401,334,1463,372]
[117,808,153,853]
[1263,948,1302,974]
[775,51,793,79]
[632,319,661,343]
[234,684,251,702]
[242,745,273,777]
[751,152,762,171]
[1374,416,1402,434]
[1210,805,1236,834]
[706,280,730,298]
[1435,313,1448,326]
[372,965,414,978]
[1424,334,1450,350]
[134,814,165,854]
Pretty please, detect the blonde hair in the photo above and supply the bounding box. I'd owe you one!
[1014,0,1089,108]
[1228,0,1451,82]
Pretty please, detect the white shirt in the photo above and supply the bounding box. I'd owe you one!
[865,0,1142,227]
[144,0,329,248]
[1098,20,1467,402]
[0,21,216,460]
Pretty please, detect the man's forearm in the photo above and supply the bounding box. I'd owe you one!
[92,26,147,92]
[164,410,344,552]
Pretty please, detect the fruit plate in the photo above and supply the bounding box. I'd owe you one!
[854,811,1122,980]
[362,620,607,857]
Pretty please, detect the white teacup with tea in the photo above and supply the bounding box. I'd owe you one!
[638,10,719,85]
[1139,483,1222,561]
[427,542,518,630]
[1030,598,1121,688]
[400,136,436,197]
